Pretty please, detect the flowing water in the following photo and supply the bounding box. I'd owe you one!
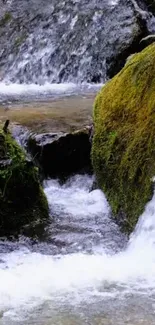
[0,174,155,325]
[0,0,154,84]
[0,82,102,103]
[1,0,155,324]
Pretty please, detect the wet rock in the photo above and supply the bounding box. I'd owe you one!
[139,33,155,50]
[106,0,150,78]
[0,0,153,83]
[92,43,155,234]
[142,0,155,14]
[27,127,92,178]
[0,128,49,237]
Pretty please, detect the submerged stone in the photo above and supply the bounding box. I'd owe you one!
[0,128,49,237]
[92,43,155,233]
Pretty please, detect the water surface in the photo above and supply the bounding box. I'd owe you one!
[0,175,155,325]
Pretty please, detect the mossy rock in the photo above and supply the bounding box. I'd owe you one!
[0,12,12,28]
[92,43,155,233]
[0,129,49,237]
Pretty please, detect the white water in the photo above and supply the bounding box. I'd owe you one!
[0,175,155,324]
[0,82,102,102]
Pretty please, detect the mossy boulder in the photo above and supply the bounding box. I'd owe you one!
[92,43,155,233]
[0,129,49,237]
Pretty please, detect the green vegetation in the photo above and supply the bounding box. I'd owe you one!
[14,33,27,48]
[92,43,155,233]
[0,12,12,28]
[0,129,49,236]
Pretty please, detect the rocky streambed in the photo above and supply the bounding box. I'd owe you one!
[0,94,95,133]
[0,93,96,238]
[0,0,155,324]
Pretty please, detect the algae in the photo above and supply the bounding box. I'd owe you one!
[0,12,12,28]
[92,43,155,233]
[14,33,27,48]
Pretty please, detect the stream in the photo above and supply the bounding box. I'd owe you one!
[0,0,155,323]
[0,173,155,325]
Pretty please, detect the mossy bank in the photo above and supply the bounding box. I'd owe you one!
[0,128,49,237]
[92,43,155,233]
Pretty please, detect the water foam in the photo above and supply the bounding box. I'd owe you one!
[0,175,155,321]
[0,82,102,102]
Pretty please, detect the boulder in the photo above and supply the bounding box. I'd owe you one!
[92,43,155,233]
[106,1,149,78]
[0,128,49,237]
[27,127,92,178]
[0,0,151,84]
[143,0,155,14]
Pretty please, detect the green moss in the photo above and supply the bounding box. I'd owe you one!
[0,129,49,236]
[0,12,12,28]
[14,33,27,48]
[92,43,155,233]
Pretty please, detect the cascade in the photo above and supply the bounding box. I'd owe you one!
[0,0,154,87]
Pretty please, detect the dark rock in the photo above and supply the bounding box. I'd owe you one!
[106,3,149,78]
[142,0,155,14]
[139,33,155,50]
[27,127,92,179]
[3,119,10,134]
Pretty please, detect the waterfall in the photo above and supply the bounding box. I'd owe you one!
[0,0,154,87]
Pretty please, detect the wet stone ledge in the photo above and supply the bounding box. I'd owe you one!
[26,126,93,179]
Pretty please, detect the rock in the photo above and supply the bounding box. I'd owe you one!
[106,0,150,78]
[92,43,155,234]
[139,34,155,50]
[0,129,49,237]
[27,127,92,178]
[143,0,155,14]
[0,0,152,84]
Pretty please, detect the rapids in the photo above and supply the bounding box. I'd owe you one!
[0,82,102,103]
[0,0,155,324]
[0,174,155,325]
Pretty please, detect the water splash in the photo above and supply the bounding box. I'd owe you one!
[0,175,155,323]
[0,82,102,102]
[0,0,149,84]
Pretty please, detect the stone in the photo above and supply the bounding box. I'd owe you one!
[27,127,92,179]
[0,128,49,237]
[139,34,155,50]
[0,0,152,83]
[92,43,155,233]
[143,0,155,14]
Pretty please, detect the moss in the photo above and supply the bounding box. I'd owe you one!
[14,33,27,48]
[92,43,155,233]
[0,129,49,236]
[0,12,12,28]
